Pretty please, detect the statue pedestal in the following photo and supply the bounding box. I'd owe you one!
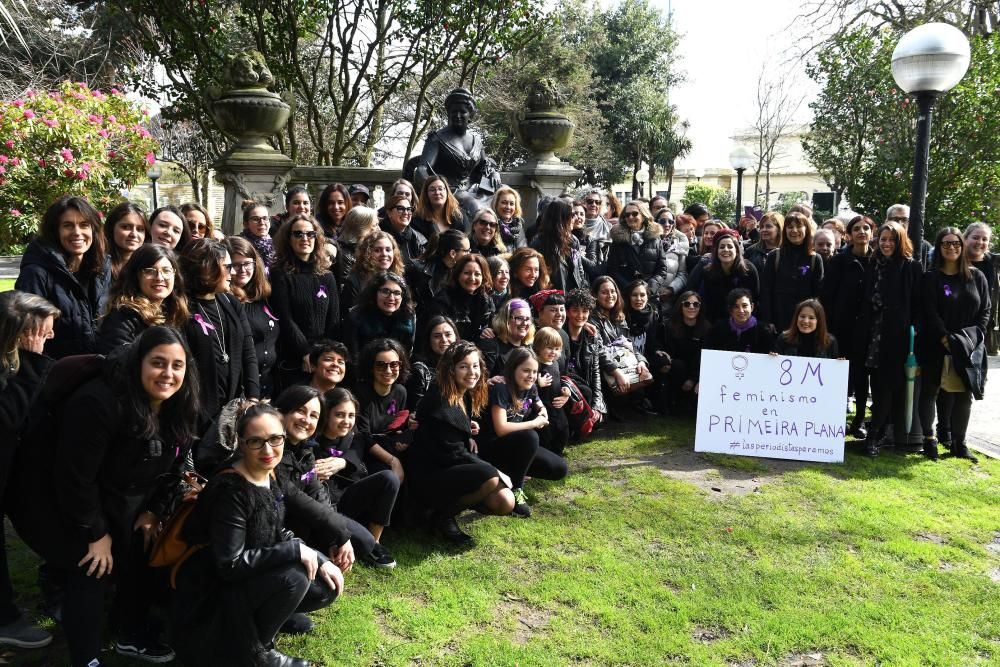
[214,153,294,235]
[511,159,582,230]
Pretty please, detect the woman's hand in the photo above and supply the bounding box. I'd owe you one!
[19,324,50,354]
[488,375,505,386]
[300,544,320,581]
[612,369,629,393]
[940,335,950,351]
[583,322,598,337]
[552,387,570,409]
[693,382,699,395]
[637,363,651,381]
[480,327,496,340]
[408,415,419,430]
[469,438,479,454]
[318,561,345,596]
[470,420,480,436]
[388,456,405,483]
[80,534,113,578]
[314,457,347,482]
[538,373,553,388]
[768,351,779,357]
[133,511,162,551]
[330,540,355,573]
[301,354,313,374]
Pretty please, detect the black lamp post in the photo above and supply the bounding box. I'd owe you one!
[891,23,970,253]
[147,162,163,210]
[728,146,753,227]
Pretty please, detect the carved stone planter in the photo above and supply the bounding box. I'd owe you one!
[212,89,290,155]
[515,111,575,163]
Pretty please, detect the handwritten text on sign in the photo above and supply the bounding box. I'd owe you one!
[695,350,849,463]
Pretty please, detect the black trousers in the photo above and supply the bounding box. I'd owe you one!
[848,356,870,423]
[919,359,973,445]
[243,560,336,648]
[478,429,568,489]
[337,471,400,529]
[0,445,19,626]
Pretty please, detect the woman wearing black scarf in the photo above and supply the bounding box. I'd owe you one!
[760,212,824,333]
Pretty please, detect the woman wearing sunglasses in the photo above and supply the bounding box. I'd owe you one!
[355,338,413,484]
[344,272,416,358]
[271,214,341,387]
[468,208,506,258]
[379,193,427,267]
[649,290,710,414]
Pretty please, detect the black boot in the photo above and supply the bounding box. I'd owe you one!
[265,647,309,667]
[434,512,474,546]
[864,434,879,458]
[953,441,979,463]
[847,417,867,440]
[936,424,952,448]
[922,437,939,461]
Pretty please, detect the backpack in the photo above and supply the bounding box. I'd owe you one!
[561,374,598,440]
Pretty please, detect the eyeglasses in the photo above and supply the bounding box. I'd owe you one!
[888,216,909,223]
[241,434,286,450]
[247,215,269,224]
[940,240,963,249]
[374,360,402,371]
[231,261,254,273]
[140,267,175,279]
[513,316,532,324]
[292,230,317,240]
[393,206,414,214]
[622,211,641,219]
[476,220,499,228]
[682,301,701,308]
[584,198,602,205]
[189,223,208,231]
[378,287,403,298]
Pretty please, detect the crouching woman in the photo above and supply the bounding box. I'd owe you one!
[171,403,344,667]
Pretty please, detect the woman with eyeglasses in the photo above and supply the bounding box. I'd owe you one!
[820,215,875,439]
[468,208,506,258]
[354,338,413,485]
[334,206,380,288]
[428,254,496,343]
[225,236,279,399]
[182,202,223,242]
[239,200,276,269]
[379,193,427,267]
[490,186,527,250]
[171,403,343,667]
[103,202,147,280]
[686,228,760,324]
[345,272,416,358]
[654,207,689,306]
[649,290,710,414]
[148,205,191,253]
[377,179,418,221]
[407,340,515,545]
[341,231,405,317]
[406,229,471,314]
[270,214,341,387]
[16,195,112,358]
[760,212,824,334]
[10,327,200,666]
[316,183,352,241]
[605,200,670,298]
[412,174,466,241]
[98,244,189,354]
[530,199,591,293]
[915,228,990,462]
[858,221,921,457]
[479,298,535,380]
[0,291,59,651]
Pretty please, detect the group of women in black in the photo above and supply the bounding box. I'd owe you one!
[1,188,994,667]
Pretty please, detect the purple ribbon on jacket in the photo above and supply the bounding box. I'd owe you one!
[263,304,279,320]
[301,469,317,484]
[316,285,328,299]
[327,447,343,458]
[387,399,398,416]
[798,265,810,276]
[944,284,953,297]
[193,313,215,335]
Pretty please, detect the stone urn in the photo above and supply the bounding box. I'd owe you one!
[209,50,292,161]
[514,79,575,163]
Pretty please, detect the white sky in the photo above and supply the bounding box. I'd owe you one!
[654,0,820,170]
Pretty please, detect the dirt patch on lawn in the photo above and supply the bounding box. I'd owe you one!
[915,532,947,544]
[779,652,827,666]
[692,626,732,642]
[585,447,812,498]
[496,596,553,645]
[374,607,410,644]
[985,533,1000,557]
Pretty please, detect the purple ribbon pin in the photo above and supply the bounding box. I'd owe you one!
[316,285,328,299]
[193,314,215,335]
[387,399,398,416]
[301,470,317,484]
[263,305,279,320]
[944,284,953,297]
[799,265,809,276]
[327,447,343,458]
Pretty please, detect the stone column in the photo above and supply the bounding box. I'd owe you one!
[207,50,295,234]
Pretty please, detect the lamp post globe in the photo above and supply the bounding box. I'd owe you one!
[891,22,970,256]
[728,146,754,226]
[147,161,163,210]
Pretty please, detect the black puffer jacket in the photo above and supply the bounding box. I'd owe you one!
[429,286,496,342]
[96,306,149,355]
[15,240,112,358]
[606,222,670,293]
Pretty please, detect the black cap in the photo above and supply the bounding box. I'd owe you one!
[349,184,371,200]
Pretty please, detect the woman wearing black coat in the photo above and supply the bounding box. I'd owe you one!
[270,215,341,386]
[0,292,59,649]
[406,315,459,410]
[916,228,990,461]
[687,228,760,324]
[428,254,496,342]
[226,237,280,399]
[705,288,773,354]
[820,215,875,438]
[648,290,710,414]
[98,244,189,354]
[9,327,200,666]
[760,211,823,332]
[15,195,112,358]
[406,229,471,321]
[345,272,417,357]
[530,199,591,293]
[859,221,922,457]
[180,239,261,427]
[605,200,670,295]
[171,404,342,667]
[407,341,515,546]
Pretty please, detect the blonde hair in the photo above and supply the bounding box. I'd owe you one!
[491,186,523,219]
[532,327,563,355]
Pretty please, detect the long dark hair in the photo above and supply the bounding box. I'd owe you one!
[707,229,751,276]
[591,275,624,323]
[435,340,487,415]
[932,226,972,280]
[536,198,574,262]
[123,326,200,445]
[780,212,815,256]
[179,238,229,296]
[104,202,147,277]
[418,315,459,362]
[781,298,831,350]
[316,183,352,235]
[108,244,189,327]
[358,271,415,319]
[421,228,467,263]
[38,195,107,276]
[669,290,709,338]
[273,214,332,274]
[501,346,538,414]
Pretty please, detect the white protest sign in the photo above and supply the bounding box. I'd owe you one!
[695,350,849,463]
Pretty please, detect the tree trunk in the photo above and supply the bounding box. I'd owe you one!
[666,163,675,202]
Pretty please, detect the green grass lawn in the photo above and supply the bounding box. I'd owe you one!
[5,418,999,666]
[0,279,15,292]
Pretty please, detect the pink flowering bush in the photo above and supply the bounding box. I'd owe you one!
[0,82,159,250]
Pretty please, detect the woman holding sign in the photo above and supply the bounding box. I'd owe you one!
[773,299,839,359]
[916,228,990,461]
